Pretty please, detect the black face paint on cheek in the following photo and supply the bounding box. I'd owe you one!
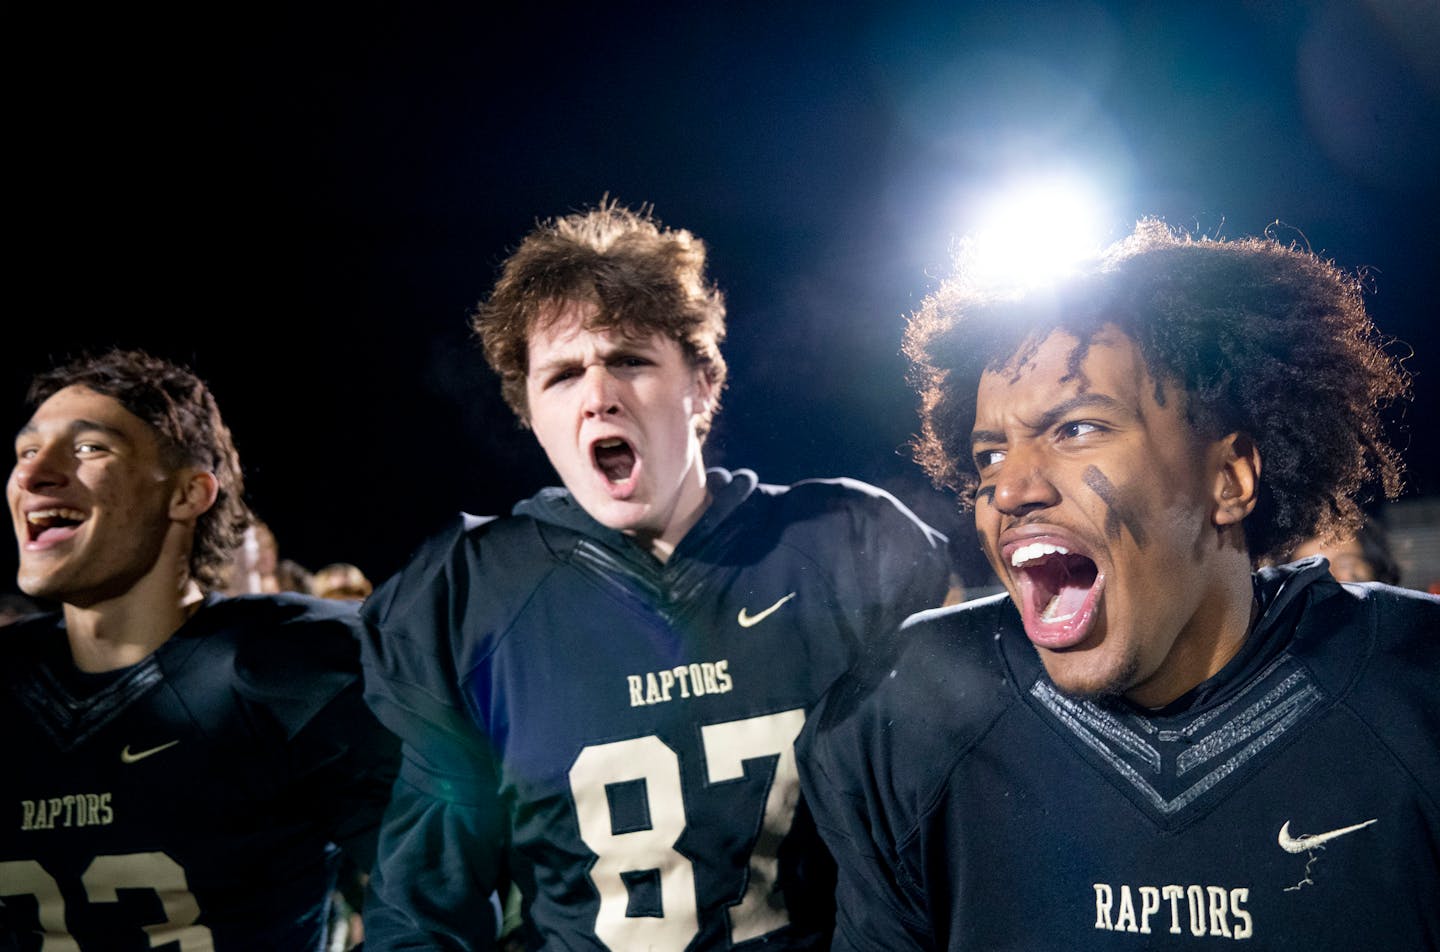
[1083,465,1149,548]
[976,485,996,505]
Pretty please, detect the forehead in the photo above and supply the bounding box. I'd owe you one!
[19,386,151,440]
[975,326,1158,419]
[527,301,679,366]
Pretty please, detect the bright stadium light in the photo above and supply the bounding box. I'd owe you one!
[958,174,1110,292]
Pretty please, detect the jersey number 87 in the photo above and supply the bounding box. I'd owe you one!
[568,708,806,951]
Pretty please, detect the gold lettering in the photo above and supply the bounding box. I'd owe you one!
[1138,886,1161,934]
[1230,888,1252,940]
[1162,885,1185,934]
[16,793,113,830]
[1115,884,1138,933]
[1093,883,1114,929]
[1186,885,1206,937]
[1207,885,1232,937]
[700,663,720,695]
[624,660,736,705]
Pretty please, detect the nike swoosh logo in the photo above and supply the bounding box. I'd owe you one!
[737,592,797,628]
[1277,818,1377,853]
[120,740,180,764]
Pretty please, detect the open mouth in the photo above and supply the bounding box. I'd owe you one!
[593,438,637,485]
[26,507,87,544]
[1010,541,1103,649]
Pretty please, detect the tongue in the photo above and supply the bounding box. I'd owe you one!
[34,523,80,544]
[595,443,636,483]
[1041,581,1091,622]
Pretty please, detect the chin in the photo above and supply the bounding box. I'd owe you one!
[1038,649,1139,702]
[587,498,651,534]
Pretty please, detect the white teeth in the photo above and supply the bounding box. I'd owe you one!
[1011,542,1069,567]
[595,438,625,448]
[27,508,85,524]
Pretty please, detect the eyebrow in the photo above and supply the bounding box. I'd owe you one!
[530,339,659,376]
[14,418,132,445]
[970,392,1132,445]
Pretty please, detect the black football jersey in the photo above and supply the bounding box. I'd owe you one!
[798,561,1440,950]
[0,594,399,951]
[360,469,950,950]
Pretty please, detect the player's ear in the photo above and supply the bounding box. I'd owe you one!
[1211,432,1261,527]
[170,469,219,522]
[689,365,716,420]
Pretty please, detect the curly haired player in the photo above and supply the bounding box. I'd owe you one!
[798,221,1438,950]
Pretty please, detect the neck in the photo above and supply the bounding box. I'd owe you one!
[641,459,711,564]
[1125,549,1257,709]
[63,567,206,674]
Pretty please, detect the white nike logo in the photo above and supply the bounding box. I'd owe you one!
[737,592,797,628]
[120,740,180,764]
[1277,818,1377,853]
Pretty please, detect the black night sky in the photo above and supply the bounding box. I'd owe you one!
[9,1,1439,590]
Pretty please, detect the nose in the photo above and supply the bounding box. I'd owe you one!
[11,443,69,496]
[580,366,621,418]
[991,445,1060,517]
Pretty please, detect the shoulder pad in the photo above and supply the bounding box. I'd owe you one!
[190,594,366,739]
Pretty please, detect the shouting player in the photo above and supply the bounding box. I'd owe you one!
[359,201,950,950]
[0,350,398,950]
[798,221,1439,949]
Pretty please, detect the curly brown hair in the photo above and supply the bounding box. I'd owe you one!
[27,350,253,590]
[473,201,728,437]
[905,219,1410,563]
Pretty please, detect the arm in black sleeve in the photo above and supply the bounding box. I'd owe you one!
[797,676,935,952]
[358,516,509,951]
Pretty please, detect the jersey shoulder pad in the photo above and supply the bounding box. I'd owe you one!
[1293,581,1440,793]
[812,594,1014,761]
[753,476,947,548]
[362,512,530,627]
[189,594,367,738]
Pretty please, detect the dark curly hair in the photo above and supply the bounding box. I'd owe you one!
[905,219,1409,563]
[473,200,728,438]
[27,350,253,589]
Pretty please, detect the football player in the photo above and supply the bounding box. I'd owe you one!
[0,350,399,951]
[359,201,951,950]
[798,220,1440,949]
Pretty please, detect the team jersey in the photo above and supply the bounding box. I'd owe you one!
[798,559,1440,950]
[0,593,400,952]
[359,468,950,951]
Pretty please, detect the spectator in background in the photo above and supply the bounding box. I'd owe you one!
[277,557,315,594]
[1286,513,1402,585]
[313,563,373,601]
[219,518,282,594]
